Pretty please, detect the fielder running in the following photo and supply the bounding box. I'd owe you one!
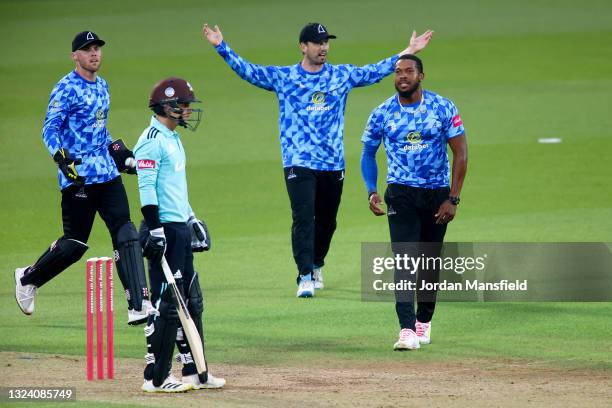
[360,54,468,350]
[135,77,224,392]
[203,22,433,297]
[14,31,150,325]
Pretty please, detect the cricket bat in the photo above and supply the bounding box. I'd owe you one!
[161,256,207,374]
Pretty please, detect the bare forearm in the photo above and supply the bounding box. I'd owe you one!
[449,153,467,197]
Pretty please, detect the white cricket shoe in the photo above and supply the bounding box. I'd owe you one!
[128,299,152,326]
[393,329,420,351]
[296,274,314,298]
[141,374,192,393]
[15,267,37,315]
[415,320,431,344]
[183,373,226,389]
[313,266,324,289]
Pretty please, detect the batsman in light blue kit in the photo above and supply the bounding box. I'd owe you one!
[203,22,433,297]
[134,77,224,392]
[14,30,150,326]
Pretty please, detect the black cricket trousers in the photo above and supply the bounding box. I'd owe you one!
[284,166,344,280]
[22,176,131,287]
[384,184,449,330]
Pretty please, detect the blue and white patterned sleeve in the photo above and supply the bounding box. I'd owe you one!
[42,83,74,155]
[348,55,398,88]
[361,106,385,147]
[103,81,112,144]
[214,41,281,91]
[442,99,465,140]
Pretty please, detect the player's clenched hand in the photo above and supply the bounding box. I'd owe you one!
[143,227,166,263]
[400,30,434,56]
[53,147,85,187]
[369,193,385,216]
[188,215,211,252]
[203,23,223,46]
[435,200,456,224]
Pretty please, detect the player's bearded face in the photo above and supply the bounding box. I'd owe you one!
[73,45,102,73]
[394,60,423,98]
[302,41,329,65]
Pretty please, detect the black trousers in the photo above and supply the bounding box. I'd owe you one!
[61,177,131,245]
[284,166,344,279]
[23,177,131,287]
[144,222,205,382]
[384,184,449,330]
[147,223,195,306]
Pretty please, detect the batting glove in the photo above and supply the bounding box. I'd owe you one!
[143,227,166,263]
[188,215,210,252]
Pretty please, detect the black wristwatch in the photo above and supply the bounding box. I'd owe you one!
[449,196,460,205]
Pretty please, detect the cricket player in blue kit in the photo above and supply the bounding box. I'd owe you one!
[135,77,224,392]
[203,22,433,297]
[361,55,468,350]
[14,31,150,325]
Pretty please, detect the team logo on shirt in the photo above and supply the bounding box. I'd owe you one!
[407,131,422,144]
[403,131,429,151]
[93,108,105,128]
[307,92,331,111]
[312,92,325,104]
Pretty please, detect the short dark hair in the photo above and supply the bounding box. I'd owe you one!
[396,54,423,74]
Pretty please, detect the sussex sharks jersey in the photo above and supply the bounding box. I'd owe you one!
[361,90,465,188]
[42,70,119,190]
[215,41,398,171]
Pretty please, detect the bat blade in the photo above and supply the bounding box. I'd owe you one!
[161,257,207,373]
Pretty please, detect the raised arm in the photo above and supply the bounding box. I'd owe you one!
[350,29,434,88]
[203,23,280,91]
[398,30,434,56]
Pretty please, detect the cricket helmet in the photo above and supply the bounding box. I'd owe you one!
[149,77,202,131]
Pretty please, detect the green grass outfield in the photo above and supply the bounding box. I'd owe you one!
[1,0,611,385]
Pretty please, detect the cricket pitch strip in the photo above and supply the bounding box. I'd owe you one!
[1,352,610,407]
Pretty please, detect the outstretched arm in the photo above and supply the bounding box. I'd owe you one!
[399,30,434,56]
[349,29,434,88]
[202,22,279,91]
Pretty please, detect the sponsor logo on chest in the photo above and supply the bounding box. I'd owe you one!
[306,91,332,112]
